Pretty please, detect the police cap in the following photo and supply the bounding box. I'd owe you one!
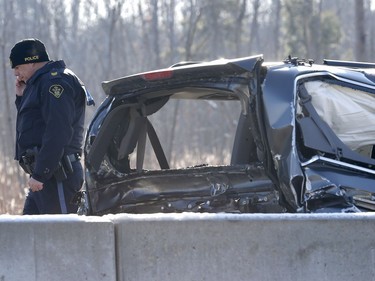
[9,38,50,68]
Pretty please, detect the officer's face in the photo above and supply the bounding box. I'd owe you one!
[13,63,37,83]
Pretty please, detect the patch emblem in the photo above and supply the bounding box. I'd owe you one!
[49,84,64,98]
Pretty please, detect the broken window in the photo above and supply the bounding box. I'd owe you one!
[300,80,375,159]
[129,98,241,170]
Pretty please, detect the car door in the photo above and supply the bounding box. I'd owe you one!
[296,74,375,212]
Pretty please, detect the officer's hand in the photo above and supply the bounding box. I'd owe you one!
[15,77,26,97]
[29,177,44,192]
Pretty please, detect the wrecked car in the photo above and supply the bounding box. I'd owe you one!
[79,55,375,215]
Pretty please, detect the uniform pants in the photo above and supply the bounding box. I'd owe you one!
[22,161,83,215]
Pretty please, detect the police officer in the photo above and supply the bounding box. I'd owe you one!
[10,38,93,214]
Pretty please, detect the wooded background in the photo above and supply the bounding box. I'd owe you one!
[0,0,374,214]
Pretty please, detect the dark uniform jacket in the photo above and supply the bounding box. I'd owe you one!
[15,60,86,183]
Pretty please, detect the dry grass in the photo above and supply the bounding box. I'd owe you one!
[0,161,28,215]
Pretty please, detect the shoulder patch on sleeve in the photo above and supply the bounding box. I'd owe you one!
[49,69,62,79]
[49,84,64,98]
[49,68,61,80]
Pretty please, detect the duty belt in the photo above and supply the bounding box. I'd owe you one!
[19,150,81,179]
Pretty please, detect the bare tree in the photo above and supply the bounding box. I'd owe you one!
[355,0,366,61]
[105,0,124,79]
[183,0,203,60]
[138,1,153,69]
[163,0,178,64]
[249,0,260,54]
[234,0,247,57]
[151,0,161,67]
[271,0,281,60]
[302,1,313,58]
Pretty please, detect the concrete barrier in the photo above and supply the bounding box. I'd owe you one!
[111,213,375,281]
[1,213,375,281]
[0,215,116,281]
